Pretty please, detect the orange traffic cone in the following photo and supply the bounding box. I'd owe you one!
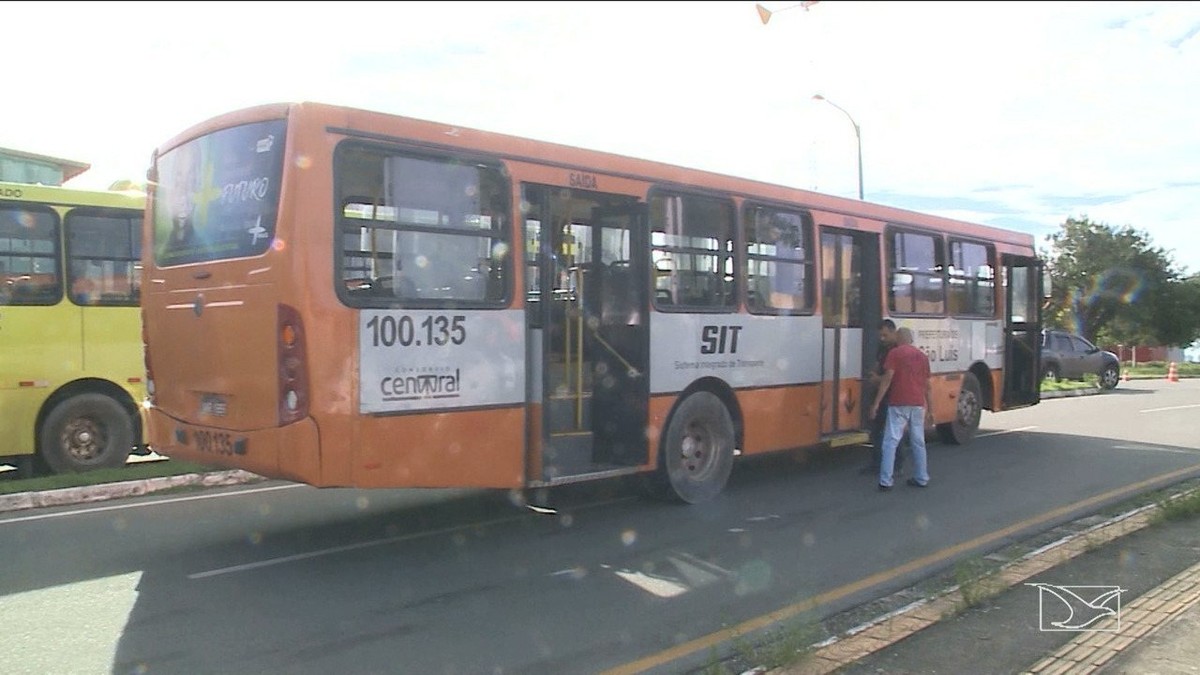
[1167,362,1179,383]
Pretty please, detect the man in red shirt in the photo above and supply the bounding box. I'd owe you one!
[867,326,933,490]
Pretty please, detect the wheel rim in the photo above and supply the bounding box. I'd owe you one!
[676,419,722,483]
[1101,368,1119,388]
[957,389,981,428]
[61,417,107,462]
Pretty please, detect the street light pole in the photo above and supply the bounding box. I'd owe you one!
[811,94,863,200]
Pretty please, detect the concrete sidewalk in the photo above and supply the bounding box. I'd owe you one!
[0,468,264,514]
[773,482,1200,675]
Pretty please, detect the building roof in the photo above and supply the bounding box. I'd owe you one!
[0,146,90,182]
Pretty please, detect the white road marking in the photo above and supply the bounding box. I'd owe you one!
[613,569,690,598]
[189,495,637,580]
[1112,444,1198,455]
[977,426,1038,437]
[1139,404,1200,414]
[189,514,524,580]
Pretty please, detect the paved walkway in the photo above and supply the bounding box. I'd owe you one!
[1028,559,1200,674]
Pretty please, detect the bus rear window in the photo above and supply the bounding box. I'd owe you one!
[152,119,286,267]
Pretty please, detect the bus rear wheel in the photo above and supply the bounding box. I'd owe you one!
[653,392,735,504]
[39,393,134,474]
[937,372,982,445]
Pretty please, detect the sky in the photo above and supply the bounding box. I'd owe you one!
[5,1,1200,273]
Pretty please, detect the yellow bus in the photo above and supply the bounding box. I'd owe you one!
[1,180,148,476]
[141,102,1042,503]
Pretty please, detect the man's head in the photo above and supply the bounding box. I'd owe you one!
[879,318,897,344]
[896,326,914,345]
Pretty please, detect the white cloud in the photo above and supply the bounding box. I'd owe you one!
[4,1,1198,271]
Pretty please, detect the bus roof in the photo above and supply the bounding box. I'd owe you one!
[0,180,145,209]
[157,101,1037,250]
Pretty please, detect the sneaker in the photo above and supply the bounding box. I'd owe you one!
[878,483,892,492]
[906,478,928,488]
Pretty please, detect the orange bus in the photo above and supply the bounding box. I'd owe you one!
[141,102,1042,503]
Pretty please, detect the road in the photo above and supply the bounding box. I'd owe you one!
[1,380,1198,674]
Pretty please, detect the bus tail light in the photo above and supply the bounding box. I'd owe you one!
[277,304,309,425]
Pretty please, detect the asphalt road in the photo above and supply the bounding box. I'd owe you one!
[1,379,1197,674]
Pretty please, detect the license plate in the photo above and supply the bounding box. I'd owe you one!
[191,428,246,457]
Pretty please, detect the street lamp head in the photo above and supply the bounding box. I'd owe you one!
[759,2,821,25]
[809,94,864,200]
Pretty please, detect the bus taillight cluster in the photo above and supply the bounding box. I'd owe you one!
[277,304,309,425]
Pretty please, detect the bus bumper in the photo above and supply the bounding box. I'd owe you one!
[145,407,322,485]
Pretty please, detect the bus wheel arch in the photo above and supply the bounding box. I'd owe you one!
[37,380,139,474]
[937,369,984,446]
[969,362,995,412]
[651,378,741,504]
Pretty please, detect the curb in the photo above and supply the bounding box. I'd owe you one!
[772,487,1200,675]
[1040,387,1102,399]
[0,469,265,514]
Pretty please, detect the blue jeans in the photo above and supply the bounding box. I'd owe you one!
[879,405,930,487]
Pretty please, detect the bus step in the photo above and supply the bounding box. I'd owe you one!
[821,431,870,448]
[544,431,595,477]
[546,395,592,432]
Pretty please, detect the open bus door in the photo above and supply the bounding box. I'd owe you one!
[1002,254,1042,408]
[523,185,649,484]
[819,227,877,445]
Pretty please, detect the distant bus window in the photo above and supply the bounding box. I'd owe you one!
[888,229,945,315]
[650,193,734,309]
[66,209,142,306]
[0,205,60,306]
[744,204,813,313]
[948,239,995,317]
[336,145,510,306]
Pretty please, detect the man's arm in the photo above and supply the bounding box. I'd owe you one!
[870,369,894,419]
[924,378,934,423]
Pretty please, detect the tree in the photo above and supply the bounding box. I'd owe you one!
[1043,216,1200,347]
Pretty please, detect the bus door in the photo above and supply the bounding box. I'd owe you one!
[1002,254,1042,408]
[819,228,877,439]
[523,185,649,482]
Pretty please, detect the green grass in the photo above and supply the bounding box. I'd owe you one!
[730,620,823,672]
[0,458,219,495]
[1040,375,1099,392]
[1152,489,1200,524]
[953,557,1003,610]
[1123,361,1200,378]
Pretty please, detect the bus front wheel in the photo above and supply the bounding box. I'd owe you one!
[39,393,134,474]
[653,392,735,504]
[937,372,982,445]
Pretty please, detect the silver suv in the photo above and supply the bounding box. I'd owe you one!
[1041,329,1121,390]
